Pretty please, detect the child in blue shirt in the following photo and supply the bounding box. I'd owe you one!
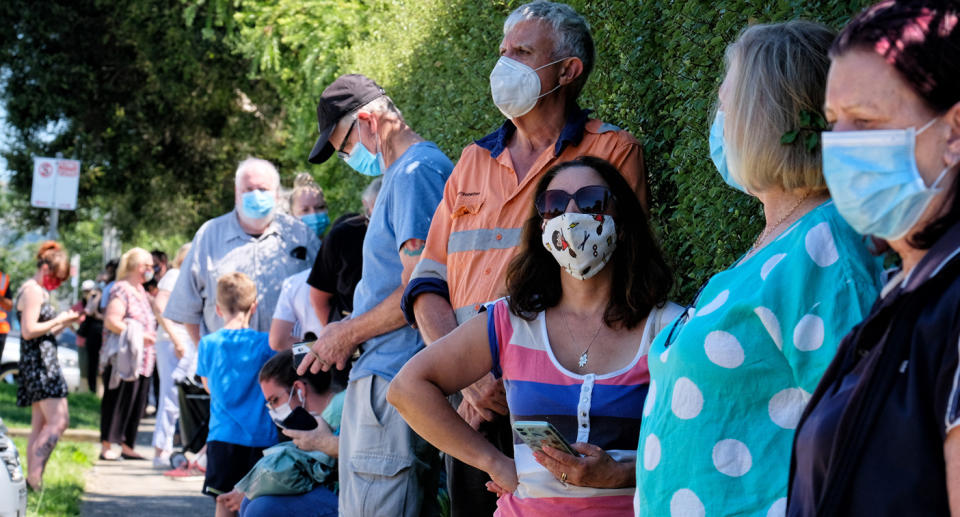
[196,271,277,515]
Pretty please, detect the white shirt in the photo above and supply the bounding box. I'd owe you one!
[272,269,323,339]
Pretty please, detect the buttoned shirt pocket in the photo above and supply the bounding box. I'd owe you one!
[451,194,484,220]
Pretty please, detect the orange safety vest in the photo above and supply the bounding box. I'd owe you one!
[0,272,10,334]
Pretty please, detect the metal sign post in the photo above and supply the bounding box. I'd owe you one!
[30,153,81,239]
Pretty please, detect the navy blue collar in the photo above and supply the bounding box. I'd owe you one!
[902,220,960,292]
[474,107,592,159]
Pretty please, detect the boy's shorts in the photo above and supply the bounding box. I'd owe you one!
[202,440,265,498]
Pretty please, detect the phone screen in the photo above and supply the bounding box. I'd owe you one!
[292,342,311,370]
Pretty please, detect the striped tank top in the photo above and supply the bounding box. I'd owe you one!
[486,298,682,516]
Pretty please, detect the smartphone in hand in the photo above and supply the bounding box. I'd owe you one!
[512,420,580,457]
[292,341,312,370]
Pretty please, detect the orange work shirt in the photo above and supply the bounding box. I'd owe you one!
[402,108,645,325]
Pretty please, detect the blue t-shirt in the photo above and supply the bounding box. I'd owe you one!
[197,328,278,447]
[350,141,453,381]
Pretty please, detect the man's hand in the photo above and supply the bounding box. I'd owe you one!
[460,372,508,423]
[282,418,337,456]
[216,490,244,512]
[297,320,358,375]
[173,341,187,360]
[457,399,489,430]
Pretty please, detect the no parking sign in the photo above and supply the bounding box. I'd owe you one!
[30,156,81,210]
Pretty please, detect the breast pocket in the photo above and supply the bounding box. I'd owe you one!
[450,194,484,221]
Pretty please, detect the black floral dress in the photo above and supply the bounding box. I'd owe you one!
[16,289,68,406]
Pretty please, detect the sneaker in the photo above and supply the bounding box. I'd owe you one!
[152,456,170,469]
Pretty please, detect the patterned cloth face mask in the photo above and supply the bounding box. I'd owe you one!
[822,117,956,240]
[541,213,617,280]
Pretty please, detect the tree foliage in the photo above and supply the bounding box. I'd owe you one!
[2,0,876,297]
[0,0,282,241]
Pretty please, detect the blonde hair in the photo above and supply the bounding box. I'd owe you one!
[216,272,257,315]
[36,240,69,280]
[289,173,325,213]
[172,243,191,269]
[721,21,835,193]
[117,247,151,279]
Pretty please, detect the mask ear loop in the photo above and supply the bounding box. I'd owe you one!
[532,57,571,101]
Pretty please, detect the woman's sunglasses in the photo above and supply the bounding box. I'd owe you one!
[535,185,614,220]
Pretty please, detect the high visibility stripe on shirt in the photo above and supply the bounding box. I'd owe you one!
[409,117,645,317]
[447,227,523,254]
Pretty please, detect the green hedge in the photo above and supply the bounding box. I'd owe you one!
[338,0,871,299]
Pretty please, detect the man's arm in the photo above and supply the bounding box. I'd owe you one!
[300,238,424,374]
[0,295,11,312]
[184,323,202,348]
[412,294,458,345]
[403,177,458,344]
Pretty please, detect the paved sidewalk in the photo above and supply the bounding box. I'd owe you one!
[81,417,214,517]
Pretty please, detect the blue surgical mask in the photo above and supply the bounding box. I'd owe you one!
[709,111,748,193]
[344,131,384,177]
[821,117,953,241]
[241,190,276,220]
[301,211,330,237]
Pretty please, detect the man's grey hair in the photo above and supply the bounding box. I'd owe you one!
[338,96,403,133]
[234,157,281,189]
[361,177,383,206]
[503,1,595,100]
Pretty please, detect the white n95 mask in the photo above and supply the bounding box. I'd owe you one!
[489,56,568,120]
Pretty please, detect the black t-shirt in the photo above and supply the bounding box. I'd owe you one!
[307,213,367,322]
[788,223,960,517]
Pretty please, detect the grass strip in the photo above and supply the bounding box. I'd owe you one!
[0,384,101,430]
[12,437,97,516]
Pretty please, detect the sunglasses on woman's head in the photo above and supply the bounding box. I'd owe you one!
[535,185,614,219]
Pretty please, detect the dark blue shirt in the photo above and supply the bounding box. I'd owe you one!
[788,222,960,516]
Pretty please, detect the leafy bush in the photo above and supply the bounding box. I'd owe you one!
[340,0,872,298]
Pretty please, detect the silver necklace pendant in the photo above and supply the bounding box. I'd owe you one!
[578,351,588,368]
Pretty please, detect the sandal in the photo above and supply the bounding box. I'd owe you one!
[120,451,147,460]
[99,451,123,461]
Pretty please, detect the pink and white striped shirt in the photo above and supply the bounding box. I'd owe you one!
[486,298,682,517]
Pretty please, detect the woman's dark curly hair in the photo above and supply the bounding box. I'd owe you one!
[504,156,673,329]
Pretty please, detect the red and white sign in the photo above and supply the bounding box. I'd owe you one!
[30,157,81,210]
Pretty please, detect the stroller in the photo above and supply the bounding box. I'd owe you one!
[169,375,210,469]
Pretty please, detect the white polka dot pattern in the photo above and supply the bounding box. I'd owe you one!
[644,434,661,471]
[644,380,657,417]
[768,388,810,429]
[767,498,787,517]
[696,290,729,317]
[704,330,745,368]
[712,439,753,477]
[671,377,704,419]
[760,253,787,281]
[793,314,825,351]
[670,489,705,517]
[805,222,839,267]
[754,306,783,350]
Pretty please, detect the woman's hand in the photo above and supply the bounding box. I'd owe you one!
[217,490,244,512]
[484,454,518,496]
[58,310,82,325]
[534,443,633,489]
[282,418,337,455]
